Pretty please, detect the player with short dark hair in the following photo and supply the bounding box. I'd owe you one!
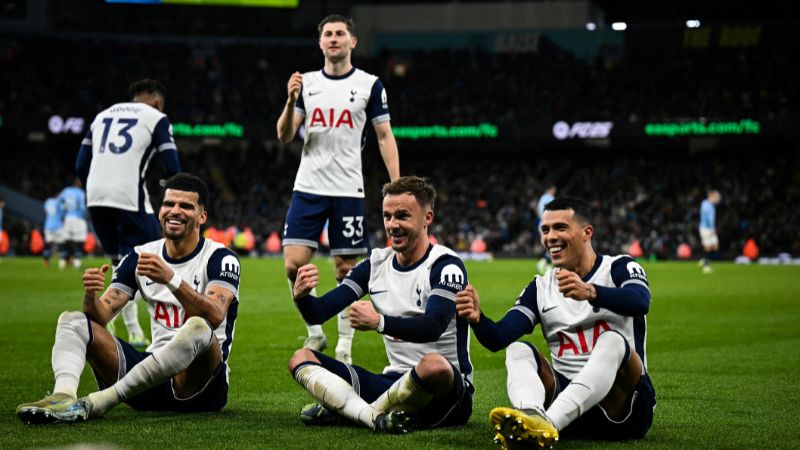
[16,173,240,424]
[457,196,655,448]
[277,14,400,363]
[76,78,182,348]
[288,176,472,433]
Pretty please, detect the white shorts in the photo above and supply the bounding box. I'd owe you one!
[699,227,718,248]
[44,228,66,244]
[63,216,88,242]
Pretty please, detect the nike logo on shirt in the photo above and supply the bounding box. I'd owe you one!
[542,305,559,313]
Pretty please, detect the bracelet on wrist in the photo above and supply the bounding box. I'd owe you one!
[166,273,182,292]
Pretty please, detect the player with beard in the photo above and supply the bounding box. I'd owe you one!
[287,176,473,433]
[17,173,241,424]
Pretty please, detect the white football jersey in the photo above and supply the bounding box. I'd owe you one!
[83,102,178,212]
[343,244,473,382]
[293,68,390,198]
[512,255,650,378]
[110,238,241,374]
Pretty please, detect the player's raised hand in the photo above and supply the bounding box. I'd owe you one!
[350,300,380,331]
[293,264,319,299]
[287,71,303,103]
[556,269,596,301]
[83,264,109,296]
[456,284,481,324]
[137,252,174,285]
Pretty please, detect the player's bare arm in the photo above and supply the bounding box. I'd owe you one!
[277,71,304,143]
[349,300,380,330]
[82,264,131,325]
[174,284,235,329]
[556,269,597,301]
[374,121,400,180]
[136,252,233,328]
[455,283,481,324]
[293,263,320,299]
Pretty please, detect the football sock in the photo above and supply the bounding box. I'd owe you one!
[370,369,433,413]
[52,311,91,399]
[88,317,214,416]
[121,300,145,338]
[335,277,354,354]
[505,342,546,411]
[546,331,626,431]
[293,362,379,429]
[287,278,324,338]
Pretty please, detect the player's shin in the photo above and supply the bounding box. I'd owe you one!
[287,278,326,347]
[505,342,547,411]
[546,331,626,431]
[370,369,433,413]
[335,304,354,362]
[52,311,92,399]
[293,362,380,429]
[87,317,214,416]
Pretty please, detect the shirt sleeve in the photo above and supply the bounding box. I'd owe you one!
[470,279,539,351]
[340,256,371,297]
[76,129,93,184]
[592,257,651,316]
[206,248,241,297]
[109,251,139,298]
[428,255,468,300]
[366,78,390,125]
[294,85,306,117]
[294,257,370,325]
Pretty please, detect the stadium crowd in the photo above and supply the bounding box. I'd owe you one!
[1,35,798,259]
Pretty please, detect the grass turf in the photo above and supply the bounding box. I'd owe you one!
[1,257,798,449]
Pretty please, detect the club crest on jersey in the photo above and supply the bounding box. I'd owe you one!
[309,108,354,129]
[220,255,240,281]
[349,89,356,102]
[626,261,647,281]
[440,264,464,290]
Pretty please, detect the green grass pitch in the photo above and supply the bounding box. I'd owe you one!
[1,257,799,449]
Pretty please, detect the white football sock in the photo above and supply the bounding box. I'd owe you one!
[505,342,546,411]
[336,304,354,352]
[288,278,324,338]
[294,363,379,429]
[546,332,626,431]
[370,370,433,413]
[52,311,91,399]
[87,316,214,416]
[121,300,145,337]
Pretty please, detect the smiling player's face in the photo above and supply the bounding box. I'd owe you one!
[383,193,432,258]
[159,189,207,241]
[540,208,592,271]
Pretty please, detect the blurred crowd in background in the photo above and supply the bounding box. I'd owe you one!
[1,33,798,260]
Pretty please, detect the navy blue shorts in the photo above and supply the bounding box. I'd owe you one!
[310,351,473,428]
[554,370,656,440]
[96,337,228,413]
[283,192,369,256]
[89,206,161,260]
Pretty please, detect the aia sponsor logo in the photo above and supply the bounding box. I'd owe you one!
[309,108,354,129]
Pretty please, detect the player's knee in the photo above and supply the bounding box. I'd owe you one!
[175,316,214,355]
[506,341,538,365]
[56,311,91,343]
[416,353,452,386]
[288,348,317,373]
[594,331,628,361]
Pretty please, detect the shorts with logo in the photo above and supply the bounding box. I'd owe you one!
[554,370,656,440]
[89,206,162,259]
[309,350,473,428]
[95,337,228,413]
[283,191,369,256]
